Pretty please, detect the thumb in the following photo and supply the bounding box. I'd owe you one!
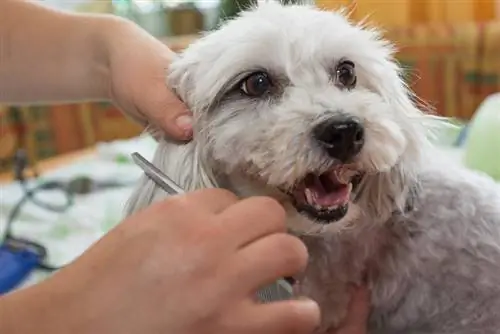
[159,92,193,141]
[139,82,193,141]
[152,46,193,140]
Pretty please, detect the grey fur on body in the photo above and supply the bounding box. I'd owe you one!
[125,2,500,333]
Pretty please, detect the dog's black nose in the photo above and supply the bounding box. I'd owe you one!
[313,116,365,162]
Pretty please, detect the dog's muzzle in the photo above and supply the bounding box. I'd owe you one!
[313,116,365,163]
[285,116,365,224]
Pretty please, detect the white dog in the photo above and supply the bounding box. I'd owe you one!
[126,2,500,333]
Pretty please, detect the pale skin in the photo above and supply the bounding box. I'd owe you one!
[0,1,370,333]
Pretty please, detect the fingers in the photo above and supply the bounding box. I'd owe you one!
[216,196,287,248]
[161,188,240,215]
[227,233,308,294]
[161,96,193,140]
[346,285,371,324]
[132,42,193,141]
[153,191,289,250]
[108,20,193,142]
[242,299,321,334]
[139,84,193,141]
[333,285,371,334]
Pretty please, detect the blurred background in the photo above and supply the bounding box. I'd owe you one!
[0,0,498,294]
[0,0,498,171]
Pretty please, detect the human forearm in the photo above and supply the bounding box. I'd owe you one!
[0,282,62,334]
[0,0,127,104]
[0,0,193,140]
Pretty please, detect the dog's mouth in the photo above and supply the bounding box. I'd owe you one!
[288,166,360,224]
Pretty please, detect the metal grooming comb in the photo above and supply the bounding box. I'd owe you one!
[131,152,294,303]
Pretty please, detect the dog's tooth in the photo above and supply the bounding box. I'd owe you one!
[333,168,346,184]
[337,183,353,205]
[305,188,315,205]
[340,170,351,184]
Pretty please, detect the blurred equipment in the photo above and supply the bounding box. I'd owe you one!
[218,0,307,22]
[0,150,71,294]
[0,149,132,294]
[464,93,500,181]
[130,0,168,37]
[167,2,204,36]
[218,0,255,22]
[75,0,113,13]
[0,238,47,295]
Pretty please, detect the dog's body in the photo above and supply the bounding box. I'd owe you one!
[299,163,500,333]
[126,2,500,333]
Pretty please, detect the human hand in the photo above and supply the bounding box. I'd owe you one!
[103,18,193,140]
[0,189,319,334]
[328,285,371,334]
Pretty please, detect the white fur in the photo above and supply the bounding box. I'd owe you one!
[126,2,500,333]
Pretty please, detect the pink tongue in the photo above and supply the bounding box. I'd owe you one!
[308,182,350,207]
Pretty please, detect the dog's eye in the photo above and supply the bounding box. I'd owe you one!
[240,72,271,97]
[335,61,356,89]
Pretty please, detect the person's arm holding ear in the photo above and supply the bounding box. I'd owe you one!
[0,0,192,139]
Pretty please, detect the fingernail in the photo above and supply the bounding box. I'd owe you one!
[175,115,193,131]
[297,296,318,306]
[296,298,321,318]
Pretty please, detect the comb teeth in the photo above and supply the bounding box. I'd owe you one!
[256,279,294,303]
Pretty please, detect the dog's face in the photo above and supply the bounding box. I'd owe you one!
[164,2,431,234]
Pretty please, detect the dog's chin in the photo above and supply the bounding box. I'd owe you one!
[284,165,363,226]
[285,201,361,236]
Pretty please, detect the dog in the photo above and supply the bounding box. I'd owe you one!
[125,2,500,333]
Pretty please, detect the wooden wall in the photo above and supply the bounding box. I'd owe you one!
[315,0,497,26]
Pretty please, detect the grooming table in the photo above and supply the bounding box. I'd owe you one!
[0,135,156,288]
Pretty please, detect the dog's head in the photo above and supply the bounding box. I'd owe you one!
[127,2,437,234]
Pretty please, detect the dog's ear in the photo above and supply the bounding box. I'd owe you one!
[124,138,219,216]
[167,51,201,112]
